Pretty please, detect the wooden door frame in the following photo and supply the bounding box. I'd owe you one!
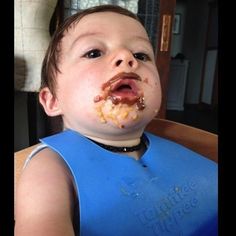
[156,0,176,118]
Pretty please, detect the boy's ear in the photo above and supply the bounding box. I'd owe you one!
[39,87,62,116]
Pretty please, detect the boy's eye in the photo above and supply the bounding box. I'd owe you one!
[133,52,150,62]
[83,49,102,58]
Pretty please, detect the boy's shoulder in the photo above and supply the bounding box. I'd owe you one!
[15,147,75,234]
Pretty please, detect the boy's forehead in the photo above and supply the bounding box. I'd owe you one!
[78,11,141,25]
[67,11,148,39]
[59,12,152,53]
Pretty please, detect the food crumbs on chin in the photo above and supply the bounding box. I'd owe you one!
[94,95,103,103]
[121,111,128,119]
[100,118,106,123]
[94,89,146,128]
[132,114,138,120]
[154,109,158,114]
[96,107,107,123]
[95,102,141,129]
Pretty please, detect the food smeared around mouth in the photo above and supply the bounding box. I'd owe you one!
[93,72,146,128]
[94,72,146,111]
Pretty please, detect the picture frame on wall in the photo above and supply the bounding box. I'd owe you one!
[173,13,181,34]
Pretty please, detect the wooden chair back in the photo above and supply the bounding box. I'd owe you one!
[145,118,218,163]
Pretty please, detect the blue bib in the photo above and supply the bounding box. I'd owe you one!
[41,130,218,236]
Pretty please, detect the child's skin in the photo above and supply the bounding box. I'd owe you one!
[15,12,161,235]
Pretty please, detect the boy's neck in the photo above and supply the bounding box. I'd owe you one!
[85,135,146,160]
[86,136,141,147]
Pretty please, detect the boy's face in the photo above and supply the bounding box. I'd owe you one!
[43,12,161,139]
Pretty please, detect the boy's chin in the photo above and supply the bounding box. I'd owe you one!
[93,100,159,135]
[100,114,154,133]
[95,102,149,128]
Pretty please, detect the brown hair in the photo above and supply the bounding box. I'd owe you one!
[41,4,141,96]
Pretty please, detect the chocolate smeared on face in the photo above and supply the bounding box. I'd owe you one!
[136,97,145,110]
[93,95,103,103]
[143,78,149,84]
[94,72,145,110]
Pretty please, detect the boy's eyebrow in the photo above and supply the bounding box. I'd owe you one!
[132,36,153,47]
[70,32,105,50]
[70,32,152,50]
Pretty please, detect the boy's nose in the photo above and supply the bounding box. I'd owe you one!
[112,49,138,69]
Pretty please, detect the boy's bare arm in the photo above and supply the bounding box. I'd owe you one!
[15,148,76,236]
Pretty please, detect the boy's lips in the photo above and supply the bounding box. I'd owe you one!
[94,72,145,110]
[102,72,141,90]
[102,72,142,103]
[110,79,139,96]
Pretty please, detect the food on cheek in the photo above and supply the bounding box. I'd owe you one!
[143,78,149,84]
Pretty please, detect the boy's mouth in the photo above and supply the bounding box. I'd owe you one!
[94,72,145,110]
[109,78,140,104]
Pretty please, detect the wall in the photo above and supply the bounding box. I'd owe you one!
[170,0,209,104]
